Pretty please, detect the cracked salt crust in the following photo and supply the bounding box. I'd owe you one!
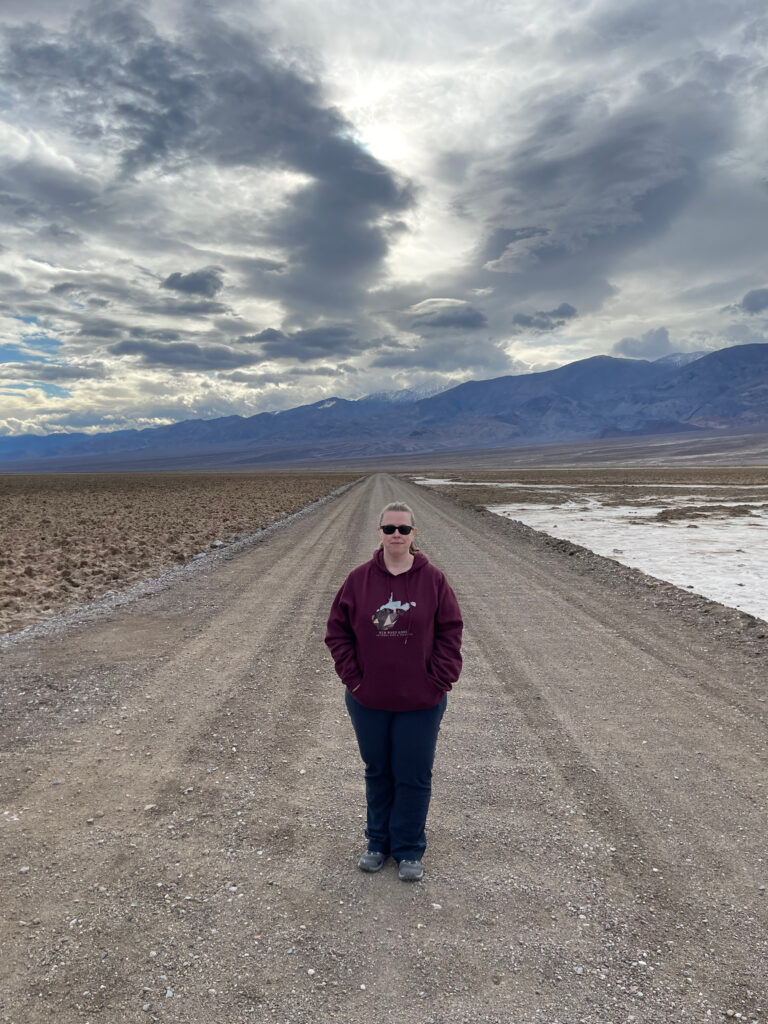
[414,478,768,622]
[490,499,768,622]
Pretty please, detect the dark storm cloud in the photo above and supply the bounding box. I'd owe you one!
[381,297,489,335]
[221,363,348,387]
[161,269,224,298]
[459,40,749,324]
[612,326,673,359]
[128,327,183,342]
[739,288,768,314]
[109,338,263,371]
[287,363,354,377]
[409,300,487,330]
[512,303,577,332]
[0,157,98,218]
[218,370,287,387]
[49,281,81,295]
[482,107,706,276]
[151,298,227,317]
[231,255,286,285]
[253,325,367,362]
[246,257,285,273]
[561,0,758,57]
[478,227,550,267]
[721,323,768,346]
[434,150,472,186]
[0,191,38,222]
[0,2,413,317]
[52,271,229,320]
[38,223,82,245]
[49,271,227,321]
[371,335,512,374]
[41,275,153,326]
[0,360,106,381]
[270,163,411,314]
[47,276,129,303]
[75,317,123,339]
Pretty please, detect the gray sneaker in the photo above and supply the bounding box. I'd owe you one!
[398,859,424,882]
[358,850,387,873]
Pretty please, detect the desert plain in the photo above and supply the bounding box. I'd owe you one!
[0,472,358,637]
[3,465,768,640]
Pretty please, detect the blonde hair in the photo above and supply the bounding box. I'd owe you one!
[378,501,419,554]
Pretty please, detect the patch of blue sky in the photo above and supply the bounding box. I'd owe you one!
[1,344,36,361]
[25,335,62,356]
[11,316,62,356]
[1,344,52,362]
[2,340,62,362]
[0,381,71,398]
[40,382,71,398]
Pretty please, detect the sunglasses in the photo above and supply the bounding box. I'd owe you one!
[380,524,415,535]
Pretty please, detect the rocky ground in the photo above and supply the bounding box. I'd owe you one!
[0,472,358,636]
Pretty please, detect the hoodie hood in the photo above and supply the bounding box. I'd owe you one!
[372,548,429,577]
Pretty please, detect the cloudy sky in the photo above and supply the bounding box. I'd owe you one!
[1,0,767,436]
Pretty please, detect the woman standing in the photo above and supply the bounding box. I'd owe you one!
[325,501,463,881]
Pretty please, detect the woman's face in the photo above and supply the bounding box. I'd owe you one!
[378,510,416,556]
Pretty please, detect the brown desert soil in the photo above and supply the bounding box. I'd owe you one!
[0,472,358,636]
[1,471,767,1024]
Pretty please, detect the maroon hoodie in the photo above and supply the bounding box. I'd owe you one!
[325,549,463,711]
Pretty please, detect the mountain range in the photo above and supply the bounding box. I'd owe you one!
[1,345,767,470]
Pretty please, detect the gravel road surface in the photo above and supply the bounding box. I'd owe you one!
[1,473,766,1024]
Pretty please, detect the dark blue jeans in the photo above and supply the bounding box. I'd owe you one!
[344,689,448,862]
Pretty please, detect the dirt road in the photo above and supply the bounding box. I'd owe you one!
[2,473,766,1024]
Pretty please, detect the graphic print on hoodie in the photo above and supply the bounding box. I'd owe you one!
[371,593,416,635]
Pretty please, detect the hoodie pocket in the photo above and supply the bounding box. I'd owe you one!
[425,663,452,692]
